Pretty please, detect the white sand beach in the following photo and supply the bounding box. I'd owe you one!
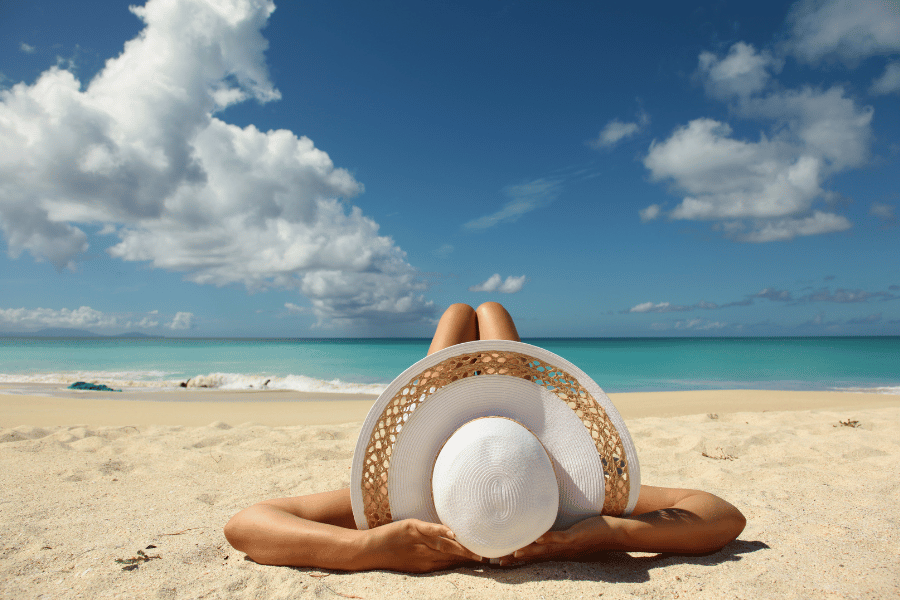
[1,388,898,599]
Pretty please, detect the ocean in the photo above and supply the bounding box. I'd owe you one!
[1,336,898,396]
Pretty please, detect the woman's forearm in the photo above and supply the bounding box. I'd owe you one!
[611,491,746,554]
[225,503,481,572]
[509,490,745,563]
[224,504,367,570]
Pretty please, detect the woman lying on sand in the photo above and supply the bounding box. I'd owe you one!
[225,302,746,573]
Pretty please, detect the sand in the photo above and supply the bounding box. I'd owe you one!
[1,387,898,599]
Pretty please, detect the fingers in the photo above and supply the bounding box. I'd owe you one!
[533,531,568,545]
[410,520,481,562]
[434,538,482,562]
[411,519,454,539]
[511,544,551,559]
[497,532,571,566]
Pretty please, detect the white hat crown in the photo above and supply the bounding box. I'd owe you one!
[431,417,559,559]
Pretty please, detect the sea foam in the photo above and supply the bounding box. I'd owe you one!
[0,371,386,395]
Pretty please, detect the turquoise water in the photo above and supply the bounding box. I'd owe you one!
[1,336,897,394]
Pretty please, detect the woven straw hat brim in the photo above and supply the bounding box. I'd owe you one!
[350,340,640,531]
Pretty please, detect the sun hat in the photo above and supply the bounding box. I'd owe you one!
[349,340,640,558]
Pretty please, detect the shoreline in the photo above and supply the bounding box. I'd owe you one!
[2,385,898,426]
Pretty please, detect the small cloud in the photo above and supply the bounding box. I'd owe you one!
[639,204,662,222]
[167,311,195,330]
[463,178,561,230]
[697,42,781,100]
[20,43,36,54]
[738,212,852,243]
[804,287,898,303]
[590,111,649,149]
[847,313,882,325]
[469,274,527,294]
[672,319,728,331]
[756,288,793,302]
[871,62,900,95]
[630,301,669,313]
[434,244,454,258]
[628,301,690,313]
[284,302,306,314]
[136,316,159,328]
[0,305,121,330]
[870,202,896,221]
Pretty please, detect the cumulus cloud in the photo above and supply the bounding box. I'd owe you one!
[590,111,649,149]
[642,40,870,242]
[0,0,432,329]
[167,311,195,330]
[787,0,900,64]
[463,178,561,230]
[871,62,900,94]
[136,316,159,328]
[284,302,306,314]
[20,43,36,54]
[698,42,782,99]
[469,274,527,294]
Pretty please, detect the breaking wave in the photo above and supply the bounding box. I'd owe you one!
[0,371,386,395]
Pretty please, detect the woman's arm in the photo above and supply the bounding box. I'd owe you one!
[505,485,746,565]
[224,488,481,572]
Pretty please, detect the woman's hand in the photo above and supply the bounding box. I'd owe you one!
[499,516,618,566]
[357,519,483,573]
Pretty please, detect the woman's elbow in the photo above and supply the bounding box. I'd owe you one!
[224,510,257,556]
[725,507,747,544]
[702,505,746,553]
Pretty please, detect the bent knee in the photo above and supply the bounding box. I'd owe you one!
[445,303,476,317]
[475,301,506,314]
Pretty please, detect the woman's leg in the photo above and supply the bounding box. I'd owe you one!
[475,302,520,342]
[427,304,478,355]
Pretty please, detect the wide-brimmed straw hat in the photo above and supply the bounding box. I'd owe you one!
[349,340,640,558]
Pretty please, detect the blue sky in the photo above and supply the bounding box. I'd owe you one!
[1,0,898,337]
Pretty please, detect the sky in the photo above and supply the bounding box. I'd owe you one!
[0,0,898,337]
